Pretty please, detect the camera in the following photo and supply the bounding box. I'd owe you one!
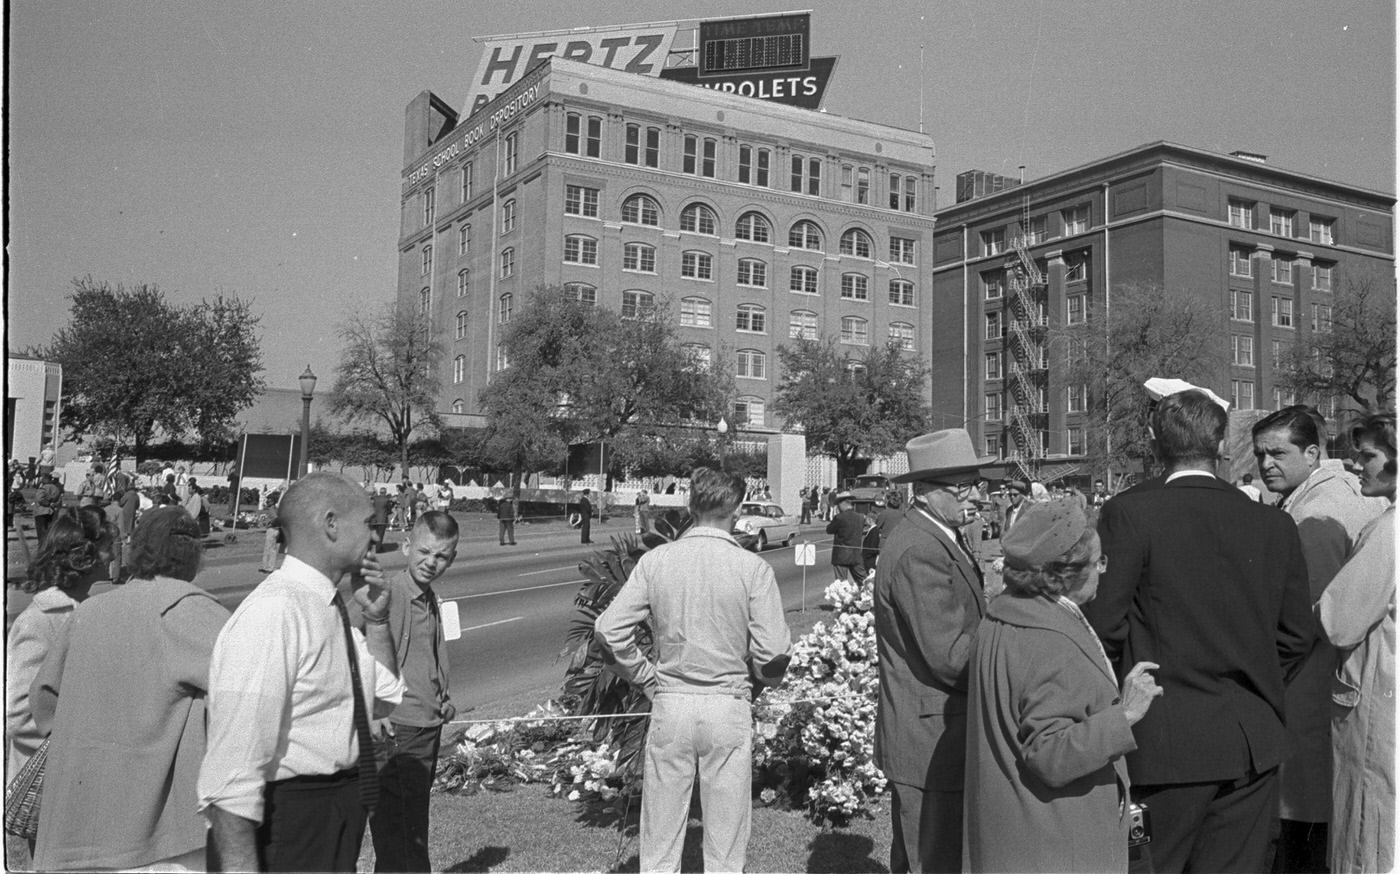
[1128,802,1152,847]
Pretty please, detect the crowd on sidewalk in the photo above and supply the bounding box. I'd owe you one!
[4,382,1394,873]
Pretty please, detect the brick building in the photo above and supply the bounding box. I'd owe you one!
[929,142,1394,476]
[397,56,937,434]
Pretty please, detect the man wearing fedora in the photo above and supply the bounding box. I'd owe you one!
[874,429,992,872]
[825,490,866,581]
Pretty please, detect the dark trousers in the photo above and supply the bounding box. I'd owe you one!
[889,781,962,873]
[800,505,812,524]
[372,724,441,873]
[1270,819,1328,873]
[498,519,516,545]
[253,769,366,873]
[33,512,52,545]
[580,514,591,543]
[1130,768,1280,874]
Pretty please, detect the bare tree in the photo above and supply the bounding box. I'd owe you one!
[1277,275,1396,415]
[328,301,443,479]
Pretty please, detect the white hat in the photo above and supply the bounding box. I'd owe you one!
[1143,377,1230,412]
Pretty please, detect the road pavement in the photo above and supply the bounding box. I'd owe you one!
[8,514,950,720]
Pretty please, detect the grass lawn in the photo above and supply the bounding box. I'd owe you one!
[360,787,895,873]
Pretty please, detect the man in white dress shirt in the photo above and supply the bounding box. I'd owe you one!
[199,473,404,872]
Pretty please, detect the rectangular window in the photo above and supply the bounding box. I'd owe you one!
[1272,339,1286,369]
[985,352,1002,380]
[681,251,713,280]
[422,187,435,225]
[504,132,519,175]
[889,280,915,307]
[683,135,697,174]
[981,228,1005,256]
[1067,428,1085,456]
[756,148,769,187]
[701,138,716,178]
[736,350,766,379]
[809,158,822,196]
[458,224,471,256]
[680,298,712,328]
[738,145,751,184]
[453,356,465,382]
[1272,296,1294,328]
[840,318,869,345]
[889,322,915,351]
[461,162,474,200]
[1066,294,1086,325]
[890,173,901,211]
[985,435,1000,456]
[421,246,432,276]
[985,310,1002,339]
[564,185,599,218]
[904,175,917,212]
[789,310,817,339]
[496,344,510,370]
[1272,256,1294,285]
[1228,198,1255,229]
[889,237,917,265]
[736,306,766,333]
[737,260,767,288]
[1064,253,1087,282]
[985,393,1003,422]
[840,164,853,201]
[645,127,659,168]
[1270,208,1295,238]
[1231,379,1255,410]
[791,156,804,192]
[840,274,869,301]
[624,124,640,165]
[1312,303,1333,333]
[1231,289,1254,322]
[1062,204,1090,235]
[1273,387,1297,410]
[856,167,870,204]
[790,266,818,295]
[983,272,1005,300]
[623,244,655,273]
[1067,384,1086,413]
[585,116,601,158]
[1229,247,1253,277]
[734,397,765,426]
[563,236,598,265]
[1309,217,1335,245]
[565,113,581,154]
[1313,263,1333,291]
[1232,334,1255,367]
[1025,215,1047,245]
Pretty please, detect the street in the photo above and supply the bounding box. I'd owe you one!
[6,515,847,720]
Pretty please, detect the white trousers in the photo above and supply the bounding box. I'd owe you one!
[641,692,752,873]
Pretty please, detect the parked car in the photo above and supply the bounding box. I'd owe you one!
[732,501,800,551]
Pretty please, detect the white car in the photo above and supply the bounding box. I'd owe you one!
[732,501,801,551]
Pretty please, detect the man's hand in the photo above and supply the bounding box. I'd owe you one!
[373,718,395,741]
[1120,661,1163,726]
[354,553,391,624]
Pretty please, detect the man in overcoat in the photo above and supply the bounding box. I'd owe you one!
[825,491,866,580]
[873,429,992,872]
[1083,389,1313,873]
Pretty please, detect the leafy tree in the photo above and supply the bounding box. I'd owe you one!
[479,286,732,484]
[1050,281,1226,485]
[773,337,931,481]
[43,278,264,464]
[1277,276,1396,415]
[329,301,443,479]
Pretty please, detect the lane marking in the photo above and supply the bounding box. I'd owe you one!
[517,565,578,577]
[462,616,524,632]
[445,579,585,601]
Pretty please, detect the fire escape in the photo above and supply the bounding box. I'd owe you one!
[1004,200,1048,484]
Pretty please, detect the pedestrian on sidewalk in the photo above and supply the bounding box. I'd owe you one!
[366,511,459,872]
[595,467,791,872]
[578,489,594,544]
[497,488,520,546]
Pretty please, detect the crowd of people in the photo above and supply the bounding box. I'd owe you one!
[4,385,1393,873]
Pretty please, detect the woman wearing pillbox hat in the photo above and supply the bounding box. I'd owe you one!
[965,499,1163,872]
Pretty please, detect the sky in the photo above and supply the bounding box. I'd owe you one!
[6,1,1394,391]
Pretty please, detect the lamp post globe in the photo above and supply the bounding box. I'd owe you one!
[298,366,317,477]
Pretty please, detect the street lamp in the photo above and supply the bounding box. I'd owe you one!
[715,415,729,469]
[298,365,317,478]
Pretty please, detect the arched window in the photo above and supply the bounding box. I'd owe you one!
[419,287,431,313]
[680,296,712,328]
[735,212,771,243]
[452,355,465,383]
[421,245,433,275]
[789,310,818,340]
[840,316,869,345]
[621,194,660,226]
[498,293,513,324]
[623,243,656,273]
[457,269,469,297]
[683,344,712,370]
[734,396,766,426]
[889,279,915,307]
[563,283,596,305]
[736,304,766,333]
[622,290,655,320]
[682,251,713,280]
[790,266,818,295]
[889,321,915,351]
[500,247,516,277]
[680,203,717,235]
[451,398,466,414]
[736,349,767,380]
[564,234,598,265]
[459,223,471,255]
[788,220,823,250]
[455,310,468,340]
[737,258,767,288]
[839,228,873,258]
[501,198,516,233]
[841,274,869,301]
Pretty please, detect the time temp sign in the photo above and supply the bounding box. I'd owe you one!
[698,12,811,76]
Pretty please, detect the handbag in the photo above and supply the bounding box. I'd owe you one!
[4,737,49,840]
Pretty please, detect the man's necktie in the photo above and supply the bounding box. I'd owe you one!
[332,592,379,812]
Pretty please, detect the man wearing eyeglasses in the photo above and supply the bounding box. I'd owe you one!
[873,429,993,873]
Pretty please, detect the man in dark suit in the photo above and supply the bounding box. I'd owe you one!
[825,491,866,580]
[1083,389,1313,873]
[874,429,992,873]
[578,488,593,544]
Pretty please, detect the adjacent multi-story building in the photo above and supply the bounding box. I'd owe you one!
[6,355,63,464]
[397,56,937,433]
[930,141,1394,476]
